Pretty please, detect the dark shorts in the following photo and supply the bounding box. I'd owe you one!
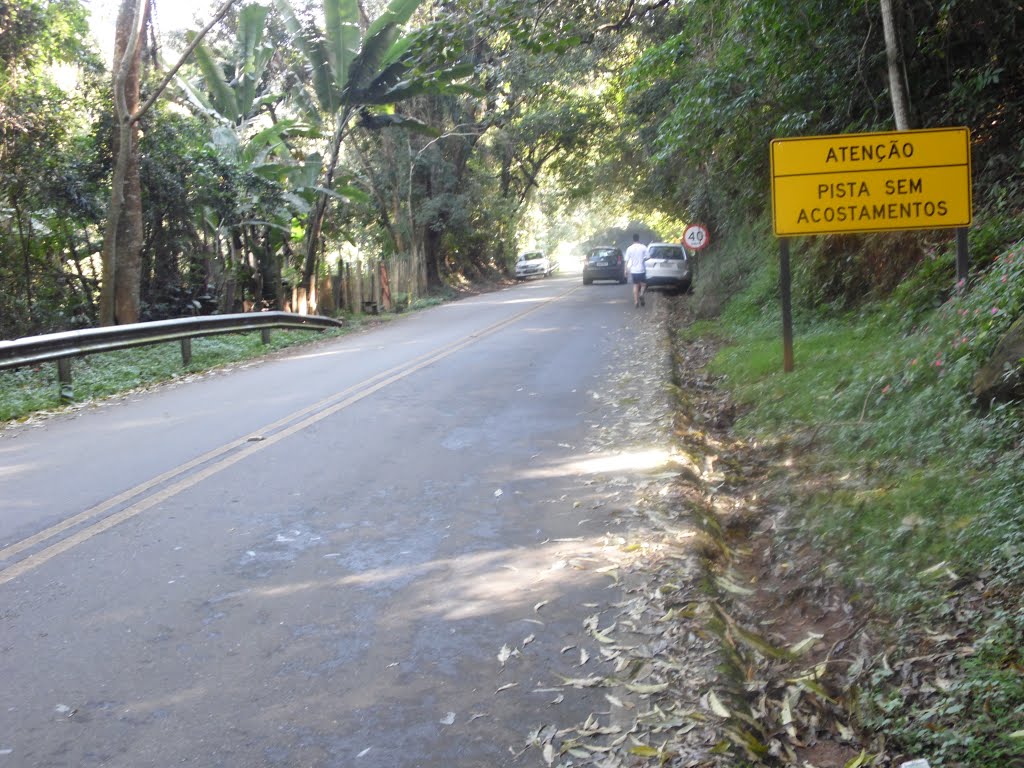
[630,272,647,284]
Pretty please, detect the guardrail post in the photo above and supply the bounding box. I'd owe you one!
[181,338,192,366]
[57,358,73,401]
[261,328,272,344]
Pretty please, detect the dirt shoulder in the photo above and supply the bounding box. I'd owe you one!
[663,296,875,766]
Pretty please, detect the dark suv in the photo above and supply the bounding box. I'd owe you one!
[582,246,626,285]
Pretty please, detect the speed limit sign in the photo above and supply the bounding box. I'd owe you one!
[683,224,710,250]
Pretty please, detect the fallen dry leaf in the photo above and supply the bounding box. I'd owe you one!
[497,644,512,666]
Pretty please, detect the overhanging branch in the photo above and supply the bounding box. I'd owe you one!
[586,0,673,41]
[133,0,238,122]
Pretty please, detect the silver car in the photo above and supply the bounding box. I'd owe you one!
[644,242,692,292]
[514,251,554,280]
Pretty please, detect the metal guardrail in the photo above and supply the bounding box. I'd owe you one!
[0,312,344,397]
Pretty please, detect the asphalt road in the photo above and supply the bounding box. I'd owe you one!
[1,274,666,767]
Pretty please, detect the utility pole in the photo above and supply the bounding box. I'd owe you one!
[880,0,911,129]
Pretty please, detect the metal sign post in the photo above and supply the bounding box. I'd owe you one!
[780,238,794,372]
[956,227,970,287]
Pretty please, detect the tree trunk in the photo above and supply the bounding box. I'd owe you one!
[301,108,353,299]
[880,0,911,130]
[100,0,148,325]
[425,225,442,289]
[151,215,180,308]
[66,233,97,316]
[351,136,403,253]
[13,200,33,314]
[98,0,236,325]
[275,237,289,310]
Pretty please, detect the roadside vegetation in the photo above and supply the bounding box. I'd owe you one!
[2,0,1022,764]
[673,216,1024,767]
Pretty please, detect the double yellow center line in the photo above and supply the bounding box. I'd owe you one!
[0,287,575,587]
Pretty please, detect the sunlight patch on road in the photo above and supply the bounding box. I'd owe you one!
[286,347,365,362]
[243,537,611,622]
[0,462,33,480]
[449,296,555,308]
[121,684,211,717]
[516,447,676,480]
[520,325,566,334]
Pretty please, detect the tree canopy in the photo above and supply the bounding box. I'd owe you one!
[0,0,1021,333]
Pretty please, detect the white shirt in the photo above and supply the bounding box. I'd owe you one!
[624,242,649,274]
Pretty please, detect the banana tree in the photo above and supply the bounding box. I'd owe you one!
[179,3,276,128]
[177,5,354,309]
[175,4,287,309]
[274,0,473,299]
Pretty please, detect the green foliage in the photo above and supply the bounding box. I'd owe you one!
[614,0,880,231]
[4,0,1024,334]
[705,226,1024,766]
[181,4,275,125]
[908,0,1024,205]
[696,219,779,325]
[714,235,1024,582]
[862,608,1024,766]
[274,0,451,117]
[409,295,445,310]
[0,0,104,337]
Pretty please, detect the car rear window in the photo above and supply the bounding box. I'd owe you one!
[588,250,619,264]
[648,245,685,261]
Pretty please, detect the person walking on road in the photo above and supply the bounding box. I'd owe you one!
[624,233,650,307]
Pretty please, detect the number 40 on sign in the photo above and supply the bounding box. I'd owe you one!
[683,224,709,250]
[683,224,709,249]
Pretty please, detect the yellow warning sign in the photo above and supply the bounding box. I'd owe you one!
[770,127,972,236]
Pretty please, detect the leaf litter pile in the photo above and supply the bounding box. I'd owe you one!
[518,294,996,768]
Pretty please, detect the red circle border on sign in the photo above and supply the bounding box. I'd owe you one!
[683,224,710,250]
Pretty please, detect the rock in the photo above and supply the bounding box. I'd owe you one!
[973,314,1024,401]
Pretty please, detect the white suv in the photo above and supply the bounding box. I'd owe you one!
[644,243,692,292]
[514,251,554,280]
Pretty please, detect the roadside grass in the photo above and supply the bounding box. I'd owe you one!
[866,609,1024,766]
[708,234,1024,599]
[1,283,498,424]
[697,224,1024,766]
[0,326,351,423]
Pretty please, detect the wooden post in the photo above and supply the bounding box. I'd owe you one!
[368,264,376,313]
[261,328,272,344]
[380,260,392,311]
[374,260,382,311]
[343,262,351,313]
[181,337,192,366]
[354,259,364,314]
[333,261,343,311]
